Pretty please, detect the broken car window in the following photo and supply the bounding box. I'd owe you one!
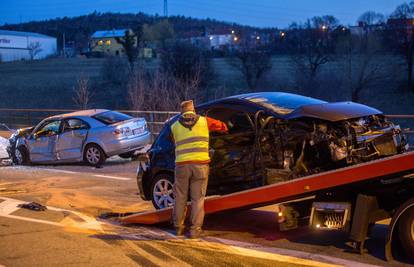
[207,108,253,135]
[35,120,61,137]
[62,119,90,132]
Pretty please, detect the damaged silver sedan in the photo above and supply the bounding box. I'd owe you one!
[7,109,151,166]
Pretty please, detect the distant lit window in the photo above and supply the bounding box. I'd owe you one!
[98,40,103,45]
[106,40,111,45]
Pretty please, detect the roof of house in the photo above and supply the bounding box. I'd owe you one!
[0,30,55,39]
[91,29,129,38]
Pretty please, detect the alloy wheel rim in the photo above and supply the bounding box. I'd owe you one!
[153,178,174,209]
[15,149,23,164]
[86,147,101,164]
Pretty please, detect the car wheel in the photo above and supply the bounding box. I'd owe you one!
[151,173,175,210]
[14,146,29,165]
[84,144,106,167]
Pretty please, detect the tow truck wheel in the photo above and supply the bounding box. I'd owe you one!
[14,147,29,165]
[398,206,414,260]
[151,174,174,210]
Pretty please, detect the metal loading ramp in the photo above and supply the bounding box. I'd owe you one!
[120,151,414,225]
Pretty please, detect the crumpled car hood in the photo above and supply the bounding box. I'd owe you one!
[286,101,383,122]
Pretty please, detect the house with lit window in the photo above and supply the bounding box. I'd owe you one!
[90,29,130,56]
[90,29,153,58]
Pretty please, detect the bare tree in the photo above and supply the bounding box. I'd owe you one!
[358,11,385,25]
[28,42,42,60]
[73,75,92,109]
[387,1,414,92]
[228,46,272,90]
[289,17,339,93]
[127,69,180,111]
[161,41,211,101]
[337,33,386,101]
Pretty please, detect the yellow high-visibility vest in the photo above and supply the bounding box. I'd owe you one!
[171,113,210,163]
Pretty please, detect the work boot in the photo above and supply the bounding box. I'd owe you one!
[175,227,185,237]
[189,227,204,239]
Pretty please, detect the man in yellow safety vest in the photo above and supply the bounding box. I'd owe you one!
[171,100,228,238]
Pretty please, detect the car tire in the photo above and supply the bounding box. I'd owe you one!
[84,144,106,167]
[151,173,175,210]
[398,206,414,261]
[14,146,29,165]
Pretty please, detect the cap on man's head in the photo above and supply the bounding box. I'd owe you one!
[180,100,195,113]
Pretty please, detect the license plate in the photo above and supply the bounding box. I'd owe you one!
[133,127,144,135]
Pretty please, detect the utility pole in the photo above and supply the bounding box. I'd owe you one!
[164,0,168,17]
[63,33,66,57]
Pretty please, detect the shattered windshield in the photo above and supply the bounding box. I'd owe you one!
[241,93,327,115]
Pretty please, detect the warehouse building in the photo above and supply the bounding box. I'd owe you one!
[0,30,57,62]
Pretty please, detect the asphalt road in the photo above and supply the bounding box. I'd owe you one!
[0,157,413,267]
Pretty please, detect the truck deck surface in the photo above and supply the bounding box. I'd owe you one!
[120,151,414,225]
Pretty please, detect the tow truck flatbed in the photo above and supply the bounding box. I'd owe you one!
[121,151,414,225]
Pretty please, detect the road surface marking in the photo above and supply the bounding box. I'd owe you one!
[0,197,103,231]
[205,237,379,267]
[93,174,131,181]
[1,166,131,181]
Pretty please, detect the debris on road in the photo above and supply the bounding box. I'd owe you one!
[18,202,48,211]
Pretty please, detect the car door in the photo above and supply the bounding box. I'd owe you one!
[205,107,257,192]
[26,120,61,162]
[56,118,89,161]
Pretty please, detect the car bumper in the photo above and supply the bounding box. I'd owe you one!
[105,131,151,157]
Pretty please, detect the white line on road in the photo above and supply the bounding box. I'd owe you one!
[1,166,131,181]
[93,174,131,181]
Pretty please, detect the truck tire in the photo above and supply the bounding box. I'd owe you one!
[151,173,174,210]
[398,206,414,261]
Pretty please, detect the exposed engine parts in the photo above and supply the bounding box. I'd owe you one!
[259,114,408,181]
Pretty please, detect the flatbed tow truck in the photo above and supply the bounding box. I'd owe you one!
[120,151,414,262]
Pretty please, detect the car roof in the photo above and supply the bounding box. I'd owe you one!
[197,92,325,115]
[48,109,109,120]
[197,92,382,121]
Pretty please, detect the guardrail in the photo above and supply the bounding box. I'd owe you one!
[0,108,413,141]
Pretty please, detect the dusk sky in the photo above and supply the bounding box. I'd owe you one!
[0,0,405,28]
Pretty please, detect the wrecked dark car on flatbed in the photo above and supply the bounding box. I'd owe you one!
[137,92,409,209]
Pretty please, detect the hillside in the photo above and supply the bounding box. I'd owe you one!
[0,12,272,51]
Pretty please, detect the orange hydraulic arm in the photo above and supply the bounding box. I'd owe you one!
[120,151,414,225]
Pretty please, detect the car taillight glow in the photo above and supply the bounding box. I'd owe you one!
[113,127,131,135]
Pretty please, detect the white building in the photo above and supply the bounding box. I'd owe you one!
[208,34,234,49]
[0,30,57,62]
